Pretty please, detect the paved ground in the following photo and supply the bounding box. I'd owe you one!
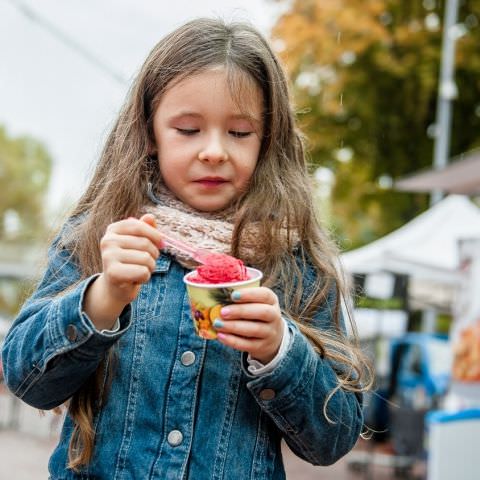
[0,391,426,479]
[0,429,55,480]
[0,428,427,479]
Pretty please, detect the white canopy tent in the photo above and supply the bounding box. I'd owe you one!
[341,195,480,312]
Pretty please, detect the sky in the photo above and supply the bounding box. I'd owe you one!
[0,0,284,213]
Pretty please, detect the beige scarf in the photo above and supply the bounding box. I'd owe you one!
[143,184,259,269]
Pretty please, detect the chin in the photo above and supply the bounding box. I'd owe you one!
[193,202,229,212]
[188,197,233,212]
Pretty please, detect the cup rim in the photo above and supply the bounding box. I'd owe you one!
[183,267,263,288]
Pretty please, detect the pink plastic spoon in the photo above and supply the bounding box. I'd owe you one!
[158,230,216,265]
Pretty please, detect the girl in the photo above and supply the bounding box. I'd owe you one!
[2,18,372,479]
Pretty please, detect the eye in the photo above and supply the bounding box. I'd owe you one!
[175,128,199,136]
[229,131,252,138]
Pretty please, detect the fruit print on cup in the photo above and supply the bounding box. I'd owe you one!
[183,267,262,340]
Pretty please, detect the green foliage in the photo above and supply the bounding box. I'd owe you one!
[272,0,480,249]
[436,313,453,334]
[357,296,405,310]
[0,278,34,317]
[0,125,52,240]
[0,125,52,318]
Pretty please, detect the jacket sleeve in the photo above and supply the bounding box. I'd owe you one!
[1,235,132,410]
[242,262,363,466]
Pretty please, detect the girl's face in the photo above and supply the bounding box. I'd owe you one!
[152,68,263,212]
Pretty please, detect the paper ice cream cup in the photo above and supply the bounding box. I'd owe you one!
[183,267,263,340]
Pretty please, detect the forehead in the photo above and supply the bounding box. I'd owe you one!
[158,67,263,119]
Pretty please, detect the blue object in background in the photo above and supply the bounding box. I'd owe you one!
[427,408,480,424]
[390,333,452,406]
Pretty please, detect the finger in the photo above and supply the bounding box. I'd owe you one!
[114,249,157,272]
[107,263,152,285]
[219,304,279,323]
[139,214,163,248]
[229,287,278,306]
[140,213,157,228]
[216,332,263,353]
[102,234,159,260]
[109,217,164,248]
[213,319,270,339]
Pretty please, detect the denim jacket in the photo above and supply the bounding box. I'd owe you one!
[2,236,363,479]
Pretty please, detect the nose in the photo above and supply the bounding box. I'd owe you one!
[198,133,228,164]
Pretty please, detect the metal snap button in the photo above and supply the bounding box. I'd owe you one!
[259,389,276,401]
[66,324,78,342]
[180,351,196,366]
[167,429,183,446]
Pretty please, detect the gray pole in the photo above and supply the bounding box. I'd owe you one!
[423,0,461,335]
[431,0,461,206]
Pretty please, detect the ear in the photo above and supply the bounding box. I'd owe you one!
[145,143,158,160]
[146,134,158,158]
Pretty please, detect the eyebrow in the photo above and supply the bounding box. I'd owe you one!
[170,111,202,119]
[170,111,262,124]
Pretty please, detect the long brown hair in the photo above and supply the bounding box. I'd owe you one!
[60,17,373,470]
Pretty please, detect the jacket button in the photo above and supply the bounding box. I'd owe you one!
[259,389,276,401]
[66,324,78,342]
[167,430,183,446]
[180,351,196,366]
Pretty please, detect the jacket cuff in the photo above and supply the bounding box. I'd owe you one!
[47,274,131,359]
[242,320,319,407]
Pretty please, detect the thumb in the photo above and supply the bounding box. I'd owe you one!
[140,213,157,229]
[140,213,164,249]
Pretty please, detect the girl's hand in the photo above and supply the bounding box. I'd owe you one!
[83,214,163,330]
[98,214,162,304]
[213,287,284,364]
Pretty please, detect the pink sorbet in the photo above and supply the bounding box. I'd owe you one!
[189,253,249,284]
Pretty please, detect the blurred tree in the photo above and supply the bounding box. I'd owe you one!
[272,0,480,249]
[0,125,52,240]
[0,125,52,316]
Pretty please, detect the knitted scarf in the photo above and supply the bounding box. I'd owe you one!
[143,185,259,269]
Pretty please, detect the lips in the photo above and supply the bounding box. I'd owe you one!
[194,177,228,187]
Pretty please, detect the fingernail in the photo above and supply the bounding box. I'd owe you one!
[231,291,241,301]
[217,333,227,340]
[213,319,224,328]
[220,307,230,317]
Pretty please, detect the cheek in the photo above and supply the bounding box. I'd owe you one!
[157,150,177,180]
[159,155,183,174]
[236,159,258,187]
[157,135,191,168]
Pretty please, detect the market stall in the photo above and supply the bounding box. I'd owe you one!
[341,194,480,315]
